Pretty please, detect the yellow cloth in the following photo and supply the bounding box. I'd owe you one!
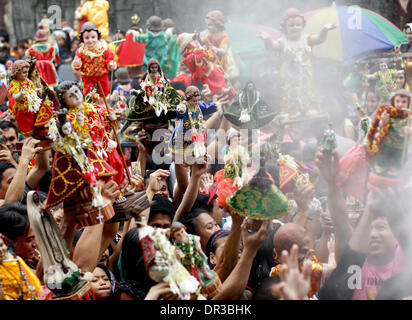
[0,254,41,300]
[81,0,110,39]
[107,43,118,62]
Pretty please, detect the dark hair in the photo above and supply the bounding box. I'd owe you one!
[56,81,82,108]
[170,81,187,93]
[79,23,101,43]
[0,30,9,43]
[0,161,16,182]
[205,229,229,268]
[0,203,29,240]
[178,208,208,236]
[120,228,157,292]
[247,224,280,290]
[116,30,127,37]
[130,76,142,90]
[368,193,393,221]
[149,194,176,221]
[144,168,173,198]
[16,39,29,50]
[0,121,18,137]
[72,229,84,248]
[96,263,112,280]
[192,193,214,213]
[59,30,72,53]
[253,276,281,300]
[20,189,48,206]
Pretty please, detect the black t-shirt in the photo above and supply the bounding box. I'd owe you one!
[316,244,367,300]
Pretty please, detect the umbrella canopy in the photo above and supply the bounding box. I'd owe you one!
[225,22,279,77]
[226,21,279,58]
[298,4,408,62]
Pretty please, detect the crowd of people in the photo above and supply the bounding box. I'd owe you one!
[1,0,412,302]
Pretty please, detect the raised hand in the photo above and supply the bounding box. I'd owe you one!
[102,180,121,204]
[293,183,315,212]
[72,56,82,69]
[20,137,43,164]
[191,154,209,179]
[199,172,214,193]
[241,219,272,253]
[323,24,337,31]
[0,144,16,165]
[273,244,312,300]
[315,149,340,185]
[258,31,271,40]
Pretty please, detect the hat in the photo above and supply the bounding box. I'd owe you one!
[35,29,48,42]
[115,67,130,85]
[146,16,163,33]
[176,33,194,54]
[162,18,175,30]
[226,156,292,220]
[81,22,99,34]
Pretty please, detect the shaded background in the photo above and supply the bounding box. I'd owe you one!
[0,0,397,45]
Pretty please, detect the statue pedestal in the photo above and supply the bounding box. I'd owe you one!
[67,197,115,228]
[52,281,91,301]
[200,270,221,299]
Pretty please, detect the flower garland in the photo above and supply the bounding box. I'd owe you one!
[187,103,206,158]
[366,106,409,156]
[21,82,42,113]
[139,73,168,117]
[81,41,107,59]
[238,90,260,123]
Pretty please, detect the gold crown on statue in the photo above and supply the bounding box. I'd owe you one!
[131,14,141,25]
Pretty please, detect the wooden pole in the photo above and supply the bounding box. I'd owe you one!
[97,81,132,184]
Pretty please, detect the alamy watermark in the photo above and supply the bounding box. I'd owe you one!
[347,5,362,30]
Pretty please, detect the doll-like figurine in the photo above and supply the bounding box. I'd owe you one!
[223,129,250,187]
[74,0,89,37]
[117,14,145,73]
[53,111,104,207]
[259,8,336,116]
[75,0,110,39]
[214,129,251,208]
[8,59,55,138]
[169,86,217,161]
[45,81,124,222]
[198,10,242,80]
[26,29,60,87]
[27,191,90,300]
[72,22,117,98]
[366,89,412,189]
[366,62,398,104]
[224,81,277,129]
[170,222,214,285]
[138,224,200,300]
[127,58,182,122]
[129,15,173,75]
[320,123,337,153]
[176,32,229,97]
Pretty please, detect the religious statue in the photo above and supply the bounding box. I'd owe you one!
[26,191,90,300]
